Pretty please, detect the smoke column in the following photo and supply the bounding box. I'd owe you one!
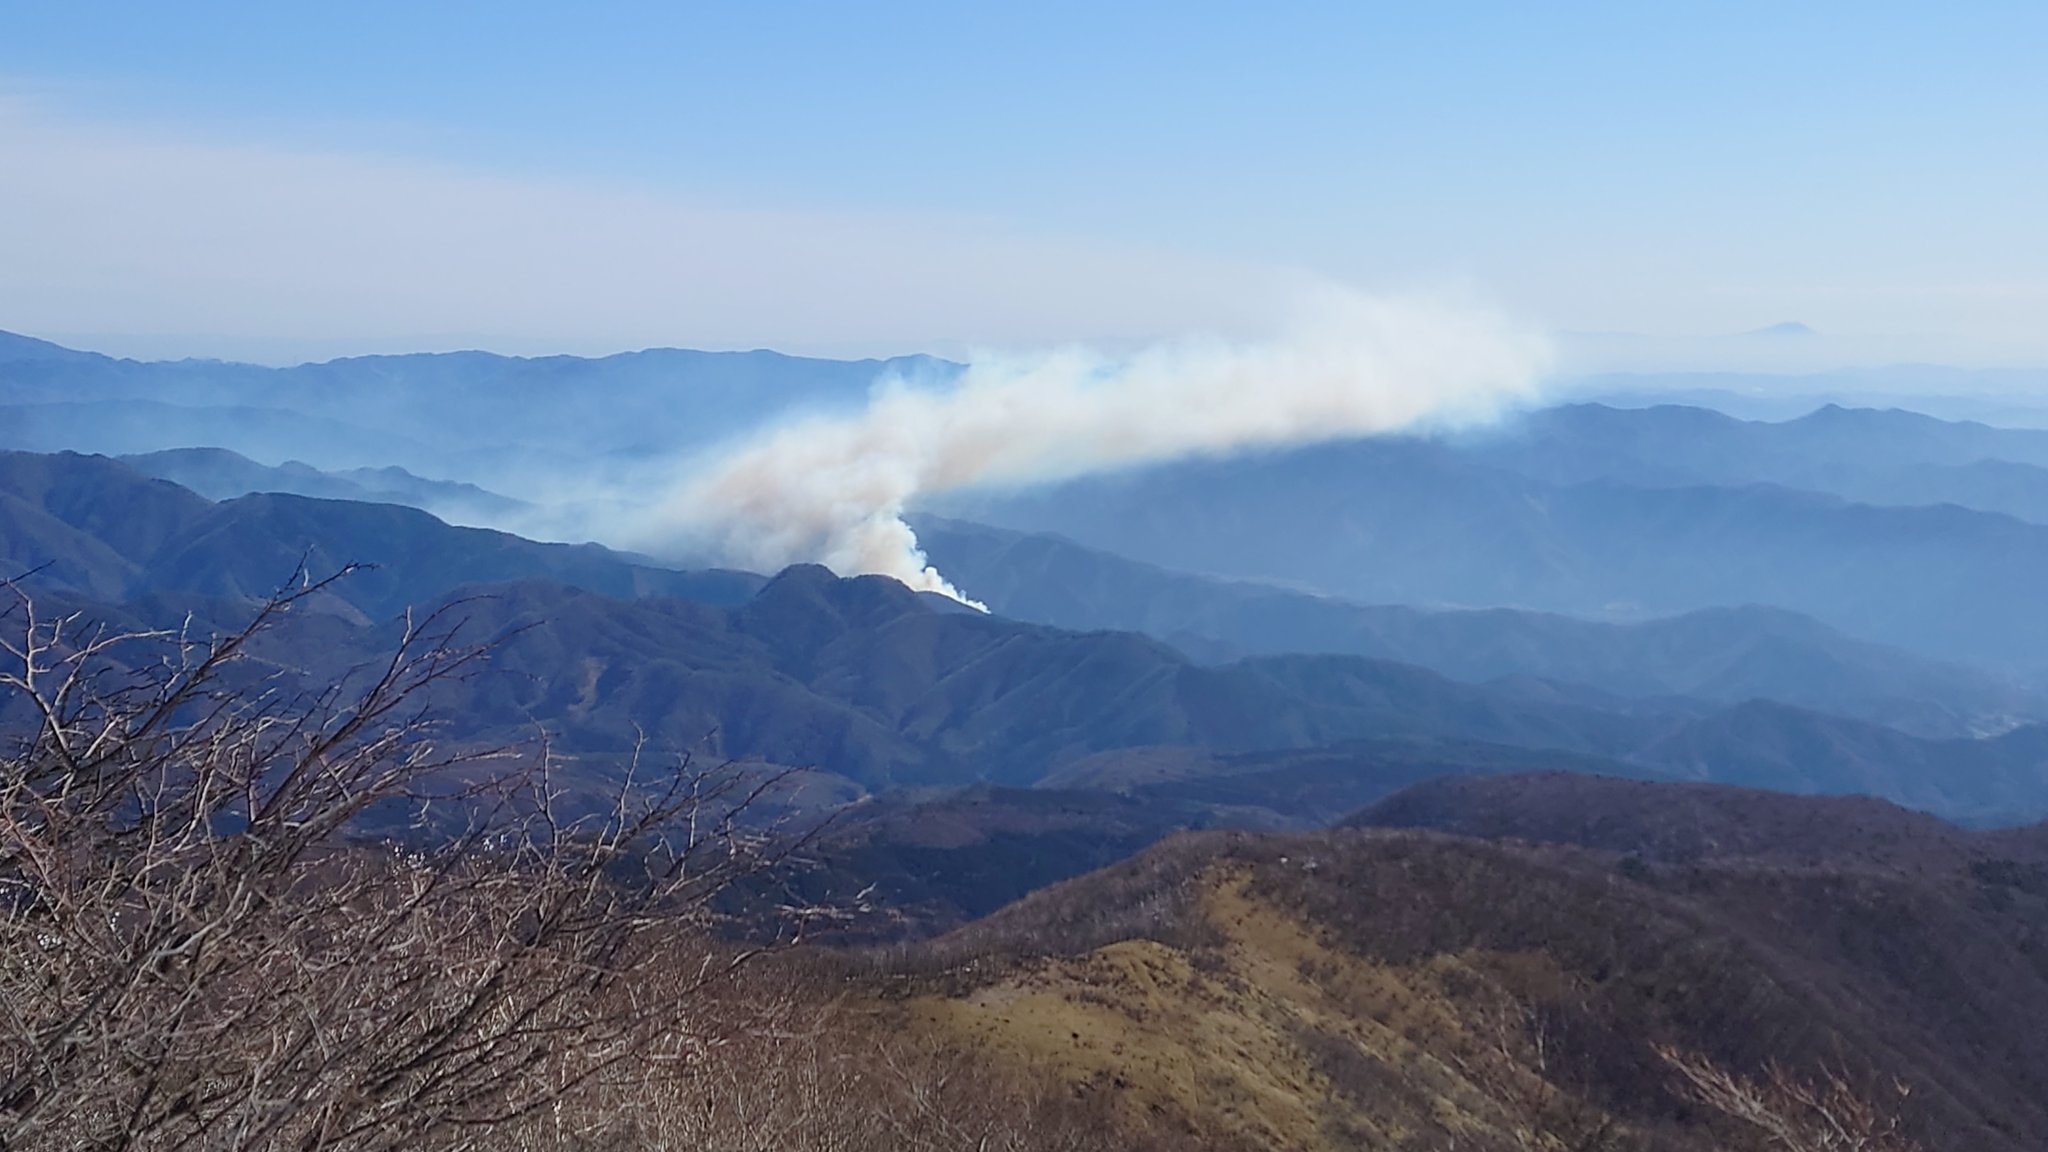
[651,289,1552,605]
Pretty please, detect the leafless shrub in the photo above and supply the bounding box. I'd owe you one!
[0,570,819,1151]
[1659,1046,1921,1152]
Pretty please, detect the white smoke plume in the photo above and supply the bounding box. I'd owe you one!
[652,288,1553,606]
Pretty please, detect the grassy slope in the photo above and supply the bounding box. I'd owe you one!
[873,785,2048,1151]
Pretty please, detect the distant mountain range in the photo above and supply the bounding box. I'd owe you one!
[31,440,2027,729]
[1473,401,2048,520]
[0,329,955,493]
[32,436,2040,740]
[1580,363,2048,425]
[915,515,2040,738]
[942,413,2048,671]
[120,447,530,523]
[6,449,2048,826]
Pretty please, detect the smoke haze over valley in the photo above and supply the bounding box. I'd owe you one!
[647,290,1551,600]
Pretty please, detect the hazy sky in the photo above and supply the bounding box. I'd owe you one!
[3,2,2045,368]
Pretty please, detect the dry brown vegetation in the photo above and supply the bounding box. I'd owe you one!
[862,823,2045,1152]
[512,956,1169,1152]
[1659,1048,1922,1152]
[0,573,796,1150]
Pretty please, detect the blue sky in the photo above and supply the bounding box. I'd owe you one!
[2,1,2044,367]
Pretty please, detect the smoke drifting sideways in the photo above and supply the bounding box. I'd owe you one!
[646,290,1553,607]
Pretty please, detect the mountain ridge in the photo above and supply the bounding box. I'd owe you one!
[884,773,2048,1151]
[914,515,2038,737]
[8,447,2048,823]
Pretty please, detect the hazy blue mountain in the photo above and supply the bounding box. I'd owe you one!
[0,450,214,593]
[913,516,2043,737]
[121,447,528,522]
[1745,321,1817,336]
[1578,364,2048,425]
[0,400,438,473]
[943,436,2048,671]
[1466,402,2048,521]
[0,331,955,486]
[0,450,760,619]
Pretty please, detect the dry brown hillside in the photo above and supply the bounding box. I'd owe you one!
[862,803,2048,1152]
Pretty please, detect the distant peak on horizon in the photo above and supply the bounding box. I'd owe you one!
[1743,321,1818,338]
